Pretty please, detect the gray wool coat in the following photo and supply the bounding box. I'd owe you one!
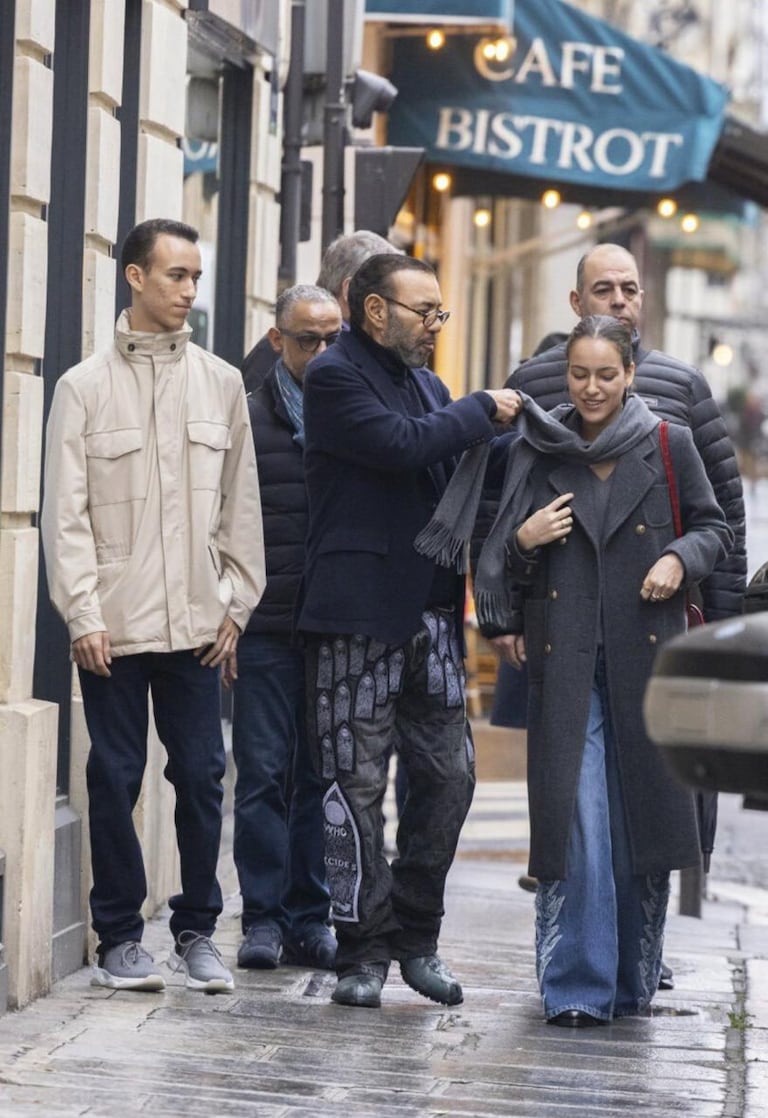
[504,422,732,881]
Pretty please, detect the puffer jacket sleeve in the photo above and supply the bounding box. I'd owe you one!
[41,376,106,641]
[505,343,570,408]
[214,380,267,631]
[685,369,746,619]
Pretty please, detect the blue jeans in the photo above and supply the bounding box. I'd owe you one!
[232,633,329,937]
[79,651,226,953]
[535,653,670,1020]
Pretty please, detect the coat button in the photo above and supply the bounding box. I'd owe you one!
[549,589,558,600]
[170,343,176,351]
[649,634,657,644]
[559,537,567,545]
[635,524,646,535]
[127,343,135,352]
[544,643,552,654]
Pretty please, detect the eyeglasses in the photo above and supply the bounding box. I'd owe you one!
[279,329,342,353]
[380,296,451,328]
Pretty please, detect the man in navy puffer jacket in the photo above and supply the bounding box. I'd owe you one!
[507,243,746,621]
[233,284,342,972]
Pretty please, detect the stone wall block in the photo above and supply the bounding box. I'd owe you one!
[251,69,282,192]
[82,249,117,357]
[0,699,58,1008]
[88,0,126,106]
[0,528,42,704]
[1,370,43,515]
[15,0,56,53]
[139,0,187,138]
[247,189,279,309]
[11,56,53,207]
[136,131,183,221]
[85,107,121,242]
[6,212,47,359]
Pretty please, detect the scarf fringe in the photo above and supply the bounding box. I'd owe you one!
[475,588,517,630]
[413,521,469,573]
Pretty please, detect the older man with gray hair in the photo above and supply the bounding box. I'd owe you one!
[241,231,399,393]
[233,283,343,971]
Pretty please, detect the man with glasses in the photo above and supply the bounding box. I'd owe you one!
[233,284,342,972]
[241,230,398,394]
[298,254,521,1008]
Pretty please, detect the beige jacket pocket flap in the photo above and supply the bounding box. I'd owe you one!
[187,420,232,450]
[85,428,143,459]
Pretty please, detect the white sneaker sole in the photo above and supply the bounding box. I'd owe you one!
[168,951,234,993]
[91,965,165,991]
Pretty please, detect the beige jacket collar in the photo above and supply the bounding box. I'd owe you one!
[114,308,192,362]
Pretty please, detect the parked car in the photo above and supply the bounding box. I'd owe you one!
[644,612,768,797]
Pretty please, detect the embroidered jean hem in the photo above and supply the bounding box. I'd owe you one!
[545,1003,612,1023]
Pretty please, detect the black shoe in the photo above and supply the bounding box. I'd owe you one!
[237,922,282,969]
[548,1010,605,1028]
[400,954,463,1006]
[331,974,383,1008]
[518,874,539,893]
[283,924,337,970]
[658,961,675,990]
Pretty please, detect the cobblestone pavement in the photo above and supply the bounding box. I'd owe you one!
[0,780,766,1117]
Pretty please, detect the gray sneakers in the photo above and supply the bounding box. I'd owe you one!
[169,931,234,993]
[91,941,166,991]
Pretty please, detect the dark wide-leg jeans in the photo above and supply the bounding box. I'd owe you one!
[305,608,475,980]
[78,650,226,953]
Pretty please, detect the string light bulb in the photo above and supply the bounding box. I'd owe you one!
[542,189,561,209]
[426,29,445,50]
[432,171,452,193]
[473,208,492,228]
[681,212,700,233]
[576,210,592,230]
[657,198,677,218]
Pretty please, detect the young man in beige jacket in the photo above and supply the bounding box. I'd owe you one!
[41,218,266,993]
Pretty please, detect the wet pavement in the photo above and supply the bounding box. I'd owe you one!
[0,780,766,1117]
[1,483,766,1116]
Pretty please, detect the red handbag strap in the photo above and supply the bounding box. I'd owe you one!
[659,420,683,538]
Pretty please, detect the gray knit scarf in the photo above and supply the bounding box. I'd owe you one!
[414,393,659,629]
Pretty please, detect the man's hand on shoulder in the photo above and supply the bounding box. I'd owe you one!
[72,631,112,677]
[196,615,241,680]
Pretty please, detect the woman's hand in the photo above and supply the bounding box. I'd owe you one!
[640,553,685,602]
[516,493,575,551]
[490,633,527,669]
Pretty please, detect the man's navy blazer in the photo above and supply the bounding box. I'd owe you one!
[297,328,496,645]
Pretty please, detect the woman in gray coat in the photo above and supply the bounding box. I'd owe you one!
[416,314,733,1027]
[482,316,732,1026]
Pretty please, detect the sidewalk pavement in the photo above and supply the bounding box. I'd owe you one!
[0,779,767,1117]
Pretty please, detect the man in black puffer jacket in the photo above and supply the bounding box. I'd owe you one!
[233,284,342,973]
[507,243,746,621]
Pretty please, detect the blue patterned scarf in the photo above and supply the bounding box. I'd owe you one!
[275,358,305,447]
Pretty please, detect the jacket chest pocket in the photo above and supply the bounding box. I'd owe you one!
[641,484,674,529]
[85,427,144,507]
[187,420,231,490]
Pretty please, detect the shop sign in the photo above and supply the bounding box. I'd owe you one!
[386,0,728,192]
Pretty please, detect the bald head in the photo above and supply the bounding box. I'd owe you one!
[571,244,643,333]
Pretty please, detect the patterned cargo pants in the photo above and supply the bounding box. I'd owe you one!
[305,608,475,979]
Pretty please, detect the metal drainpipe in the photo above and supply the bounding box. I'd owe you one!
[321,0,346,252]
[279,0,306,286]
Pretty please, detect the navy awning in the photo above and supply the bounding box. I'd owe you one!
[381,0,729,197]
